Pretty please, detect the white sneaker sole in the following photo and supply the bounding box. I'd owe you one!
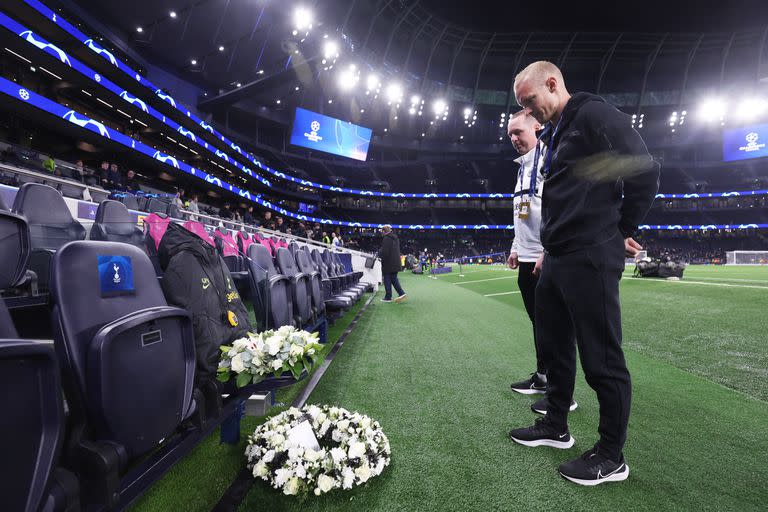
[509,435,575,449]
[533,401,579,415]
[511,387,547,395]
[560,464,629,486]
[394,294,407,303]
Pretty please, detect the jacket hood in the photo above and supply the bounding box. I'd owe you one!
[158,222,217,270]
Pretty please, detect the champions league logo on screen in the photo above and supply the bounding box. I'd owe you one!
[304,120,323,143]
[739,132,765,153]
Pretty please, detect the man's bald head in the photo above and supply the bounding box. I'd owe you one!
[507,111,541,155]
[513,61,571,125]
[514,61,565,91]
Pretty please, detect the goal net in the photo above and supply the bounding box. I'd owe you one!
[726,251,768,265]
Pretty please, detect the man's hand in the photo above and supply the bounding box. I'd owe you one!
[532,253,544,276]
[625,237,643,259]
[507,251,519,269]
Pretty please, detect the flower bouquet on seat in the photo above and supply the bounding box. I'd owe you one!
[217,326,323,387]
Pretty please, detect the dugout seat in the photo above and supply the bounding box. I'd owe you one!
[90,200,143,247]
[246,243,293,329]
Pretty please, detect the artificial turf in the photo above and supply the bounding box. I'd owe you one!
[131,265,768,512]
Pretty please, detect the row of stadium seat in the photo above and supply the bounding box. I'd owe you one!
[0,184,371,509]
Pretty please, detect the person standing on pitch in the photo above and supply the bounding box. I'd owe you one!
[379,225,407,303]
[508,61,659,486]
[506,111,578,416]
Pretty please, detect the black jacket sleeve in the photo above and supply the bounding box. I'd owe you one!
[583,102,660,238]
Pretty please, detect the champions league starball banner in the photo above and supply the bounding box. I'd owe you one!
[723,123,768,162]
[290,108,372,161]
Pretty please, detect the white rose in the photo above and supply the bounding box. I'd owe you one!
[274,468,292,487]
[375,458,386,475]
[361,416,371,430]
[317,474,336,493]
[294,464,307,479]
[252,461,268,478]
[288,447,304,460]
[270,434,285,446]
[348,441,366,460]
[341,467,355,489]
[354,464,371,483]
[230,353,245,373]
[262,449,275,463]
[331,429,343,443]
[289,344,303,357]
[266,336,283,356]
[271,359,284,371]
[277,325,294,336]
[330,447,346,464]
[336,419,350,431]
[304,449,321,463]
[283,476,301,495]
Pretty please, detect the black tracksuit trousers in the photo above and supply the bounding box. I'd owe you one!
[535,232,631,460]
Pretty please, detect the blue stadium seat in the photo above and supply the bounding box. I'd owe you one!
[50,240,196,507]
[0,209,79,512]
[246,243,294,329]
[89,200,143,247]
[296,247,350,314]
[11,183,86,293]
[275,246,316,325]
[273,247,313,327]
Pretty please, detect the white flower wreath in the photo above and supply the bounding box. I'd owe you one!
[245,405,391,496]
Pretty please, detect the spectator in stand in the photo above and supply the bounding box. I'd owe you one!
[124,170,142,192]
[322,231,331,245]
[295,222,307,239]
[332,232,342,249]
[97,161,110,187]
[107,163,123,188]
[186,194,200,220]
[42,155,56,175]
[219,202,233,219]
[172,189,184,211]
[263,211,272,225]
[276,216,286,233]
[73,160,86,182]
[244,206,255,225]
[233,209,243,224]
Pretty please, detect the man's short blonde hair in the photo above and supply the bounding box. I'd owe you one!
[514,61,565,90]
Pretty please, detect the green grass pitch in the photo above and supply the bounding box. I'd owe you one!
[131,264,768,512]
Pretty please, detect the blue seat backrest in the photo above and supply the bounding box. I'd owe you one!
[0,210,30,295]
[50,241,194,457]
[0,340,63,512]
[90,200,143,246]
[119,193,139,211]
[11,183,86,250]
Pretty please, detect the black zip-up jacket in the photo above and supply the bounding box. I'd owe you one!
[379,232,401,274]
[159,223,251,381]
[539,92,660,255]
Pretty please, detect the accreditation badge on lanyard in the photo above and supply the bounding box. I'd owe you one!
[518,196,531,219]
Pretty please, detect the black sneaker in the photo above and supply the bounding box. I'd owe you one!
[531,397,578,415]
[510,373,547,395]
[558,446,629,486]
[508,417,574,449]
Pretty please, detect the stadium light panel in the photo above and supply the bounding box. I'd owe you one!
[294,7,313,30]
[735,98,768,120]
[432,99,447,115]
[463,107,472,117]
[190,59,197,65]
[337,65,358,91]
[366,74,380,91]
[169,11,177,18]
[698,98,725,122]
[386,82,403,102]
[323,40,339,60]
[411,95,421,105]
[218,45,225,52]
[136,26,143,33]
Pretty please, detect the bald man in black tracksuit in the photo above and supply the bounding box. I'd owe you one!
[509,65,659,486]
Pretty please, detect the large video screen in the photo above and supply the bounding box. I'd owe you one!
[723,122,768,162]
[290,107,372,161]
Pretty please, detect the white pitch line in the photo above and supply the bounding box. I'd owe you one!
[453,276,516,285]
[626,278,768,290]
[673,276,768,284]
[484,291,521,297]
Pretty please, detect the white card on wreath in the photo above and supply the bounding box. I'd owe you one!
[287,420,321,451]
